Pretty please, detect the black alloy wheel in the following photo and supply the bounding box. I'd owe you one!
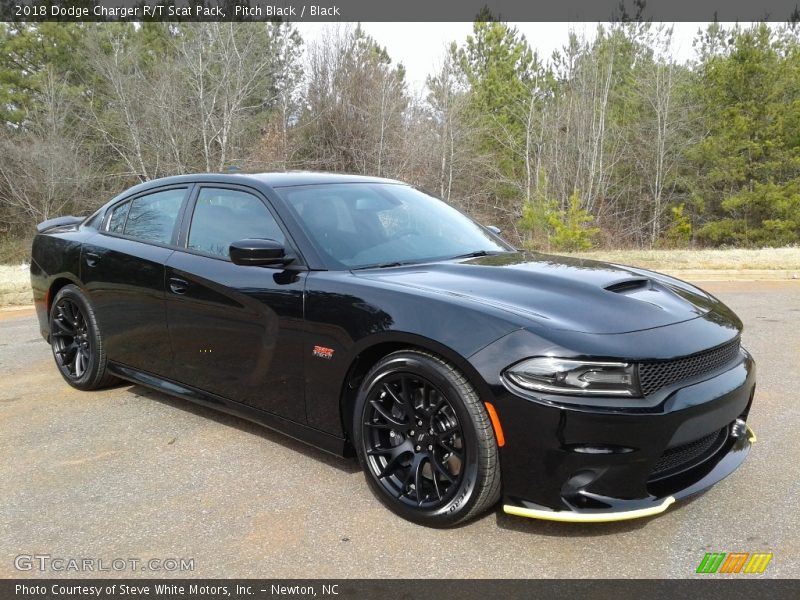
[52,297,91,379]
[363,372,465,509]
[354,350,501,527]
[49,285,117,390]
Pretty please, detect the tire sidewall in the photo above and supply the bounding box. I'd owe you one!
[50,285,102,389]
[354,353,485,527]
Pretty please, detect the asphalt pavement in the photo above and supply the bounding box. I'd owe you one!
[1,280,798,578]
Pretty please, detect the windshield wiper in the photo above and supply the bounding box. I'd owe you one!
[352,261,406,270]
[448,250,501,260]
[354,251,506,270]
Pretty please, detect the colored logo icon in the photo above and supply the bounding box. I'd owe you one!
[697,552,773,574]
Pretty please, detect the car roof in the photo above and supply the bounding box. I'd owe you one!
[239,172,403,187]
[100,172,408,213]
[119,171,403,193]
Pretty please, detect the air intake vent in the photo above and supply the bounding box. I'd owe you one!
[605,278,650,294]
[637,338,741,397]
[648,427,728,481]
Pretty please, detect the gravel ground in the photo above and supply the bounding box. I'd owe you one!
[0,281,798,578]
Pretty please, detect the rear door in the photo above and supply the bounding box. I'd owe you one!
[164,185,306,422]
[82,185,190,376]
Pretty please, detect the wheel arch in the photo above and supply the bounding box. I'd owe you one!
[41,276,85,342]
[338,332,495,446]
[47,276,83,316]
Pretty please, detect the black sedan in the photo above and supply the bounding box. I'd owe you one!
[30,172,756,527]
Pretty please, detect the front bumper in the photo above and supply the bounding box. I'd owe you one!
[503,426,754,522]
[485,348,757,522]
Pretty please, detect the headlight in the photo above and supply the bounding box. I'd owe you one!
[504,357,639,397]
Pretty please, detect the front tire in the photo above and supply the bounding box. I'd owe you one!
[353,350,501,527]
[49,285,117,390]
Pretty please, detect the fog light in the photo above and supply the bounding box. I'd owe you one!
[731,418,747,438]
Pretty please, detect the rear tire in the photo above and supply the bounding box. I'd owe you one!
[353,350,501,527]
[49,285,118,390]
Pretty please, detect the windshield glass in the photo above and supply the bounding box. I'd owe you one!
[277,183,511,269]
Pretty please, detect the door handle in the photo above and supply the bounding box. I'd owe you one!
[169,277,188,295]
[84,252,100,268]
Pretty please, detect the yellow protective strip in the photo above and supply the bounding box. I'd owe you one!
[503,496,675,523]
[747,426,757,443]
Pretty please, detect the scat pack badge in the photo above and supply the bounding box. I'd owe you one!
[312,345,335,360]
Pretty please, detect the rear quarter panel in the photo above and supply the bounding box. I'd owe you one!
[30,230,87,339]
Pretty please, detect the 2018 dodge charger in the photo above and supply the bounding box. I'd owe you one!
[30,172,756,527]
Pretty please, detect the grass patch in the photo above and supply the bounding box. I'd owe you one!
[0,235,33,265]
[564,247,800,271]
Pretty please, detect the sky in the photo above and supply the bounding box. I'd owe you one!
[295,22,711,93]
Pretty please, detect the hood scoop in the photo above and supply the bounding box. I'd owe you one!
[605,278,651,294]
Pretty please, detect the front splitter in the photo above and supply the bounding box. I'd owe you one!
[503,496,675,523]
[503,426,756,524]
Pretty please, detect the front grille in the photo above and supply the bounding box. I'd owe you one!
[637,338,741,397]
[649,427,728,481]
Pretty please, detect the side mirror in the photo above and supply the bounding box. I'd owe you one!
[229,239,293,267]
[486,225,502,235]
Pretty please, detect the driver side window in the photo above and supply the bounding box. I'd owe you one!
[187,188,285,259]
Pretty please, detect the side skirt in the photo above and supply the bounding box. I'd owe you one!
[107,362,349,457]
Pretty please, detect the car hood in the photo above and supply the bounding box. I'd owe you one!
[354,252,721,334]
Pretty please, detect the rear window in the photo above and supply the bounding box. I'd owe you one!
[107,202,130,233]
[115,188,186,245]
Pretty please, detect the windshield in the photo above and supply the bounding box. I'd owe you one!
[277,183,511,269]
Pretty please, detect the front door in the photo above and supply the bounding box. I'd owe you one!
[165,186,306,422]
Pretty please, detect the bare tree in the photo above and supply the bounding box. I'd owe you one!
[543,30,618,215]
[84,27,154,181]
[0,69,95,225]
[296,25,408,176]
[178,23,284,172]
[631,26,690,247]
[426,47,473,201]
